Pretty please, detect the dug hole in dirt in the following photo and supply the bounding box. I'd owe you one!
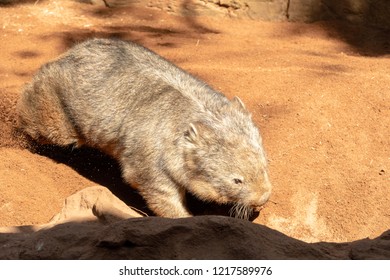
[0,1,389,245]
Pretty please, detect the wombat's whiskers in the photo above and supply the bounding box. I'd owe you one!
[229,203,253,220]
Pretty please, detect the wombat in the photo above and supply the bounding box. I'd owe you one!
[17,38,272,219]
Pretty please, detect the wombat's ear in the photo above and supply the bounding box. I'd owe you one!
[231,96,246,111]
[185,123,199,143]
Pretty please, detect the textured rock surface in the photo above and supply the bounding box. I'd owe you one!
[78,0,390,28]
[1,216,390,259]
[0,187,389,259]
[49,186,143,224]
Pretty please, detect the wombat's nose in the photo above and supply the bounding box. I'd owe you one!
[260,190,271,204]
[247,187,271,209]
[262,174,272,201]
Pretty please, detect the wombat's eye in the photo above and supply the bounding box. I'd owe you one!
[233,178,243,185]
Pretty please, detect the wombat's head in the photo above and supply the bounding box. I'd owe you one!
[181,97,272,219]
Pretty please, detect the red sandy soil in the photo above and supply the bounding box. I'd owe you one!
[0,0,389,242]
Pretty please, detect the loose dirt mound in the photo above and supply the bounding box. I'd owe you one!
[0,0,389,242]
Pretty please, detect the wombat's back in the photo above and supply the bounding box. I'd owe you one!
[18,39,231,150]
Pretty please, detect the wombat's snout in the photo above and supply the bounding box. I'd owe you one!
[247,174,272,209]
[230,179,271,220]
[259,189,271,205]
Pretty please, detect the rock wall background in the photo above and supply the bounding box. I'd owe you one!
[75,0,390,29]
